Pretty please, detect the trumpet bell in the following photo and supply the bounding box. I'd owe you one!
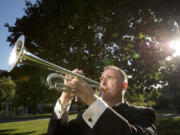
[8,35,25,72]
[8,35,100,93]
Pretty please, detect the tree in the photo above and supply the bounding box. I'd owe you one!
[0,77,16,112]
[10,66,58,113]
[0,70,9,78]
[164,56,180,108]
[4,0,180,103]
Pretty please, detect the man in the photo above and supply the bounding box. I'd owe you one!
[47,66,157,135]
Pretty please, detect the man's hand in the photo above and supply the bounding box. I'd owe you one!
[60,69,97,106]
[72,78,97,106]
[59,69,82,106]
[66,69,97,106]
[59,92,74,106]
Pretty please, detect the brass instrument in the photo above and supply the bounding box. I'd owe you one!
[8,35,100,93]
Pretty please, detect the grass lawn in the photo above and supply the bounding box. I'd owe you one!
[0,114,77,135]
[157,117,180,135]
[0,115,180,135]
[0,119,49,135]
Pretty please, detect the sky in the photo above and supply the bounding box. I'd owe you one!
[0,0,36,71]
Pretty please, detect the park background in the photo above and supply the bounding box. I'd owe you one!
[1,0,180,134]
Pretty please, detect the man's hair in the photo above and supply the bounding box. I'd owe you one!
[104,65,128,84]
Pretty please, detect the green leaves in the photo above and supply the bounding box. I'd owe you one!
[5,0,180,105]
[112,32,119,38]
[133,53,141,59]
[0,77,16,104]
[139,33,143,39]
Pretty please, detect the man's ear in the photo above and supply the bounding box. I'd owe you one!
[122,82,127,90]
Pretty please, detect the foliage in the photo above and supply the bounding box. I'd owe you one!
[158,56,180,110]
[157,96,171,109]
[146,89,161,104]
[125,93,145,104]
[0,70,9,78]
[164,56,180,94]
[172,95,180,113]
[4,0,180,105]
[0,77,16,110]
[10,66,59,113]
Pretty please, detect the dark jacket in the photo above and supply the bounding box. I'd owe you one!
[47,103,157,135]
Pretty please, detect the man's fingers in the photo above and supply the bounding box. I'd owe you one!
[64,69,84,84]
[72,69,84,75]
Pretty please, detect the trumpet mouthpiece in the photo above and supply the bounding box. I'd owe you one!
[101,88,106,91]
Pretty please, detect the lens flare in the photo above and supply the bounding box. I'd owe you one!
[14,76,29,83]
[170,40,180,56]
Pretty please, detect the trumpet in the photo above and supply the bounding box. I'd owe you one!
[47,73,100,93]
[8,35,100,93]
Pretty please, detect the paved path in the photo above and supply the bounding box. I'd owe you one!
[156,113,180,118]
[0,114,180,123]
[0,115,77,123]
[0,117,50,123]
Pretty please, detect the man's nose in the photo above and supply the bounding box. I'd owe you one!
[100,78,107,86]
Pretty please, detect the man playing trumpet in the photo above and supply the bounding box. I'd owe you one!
[47,65,157,135]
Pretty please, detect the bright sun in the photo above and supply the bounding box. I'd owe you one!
[170,40,180,57]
